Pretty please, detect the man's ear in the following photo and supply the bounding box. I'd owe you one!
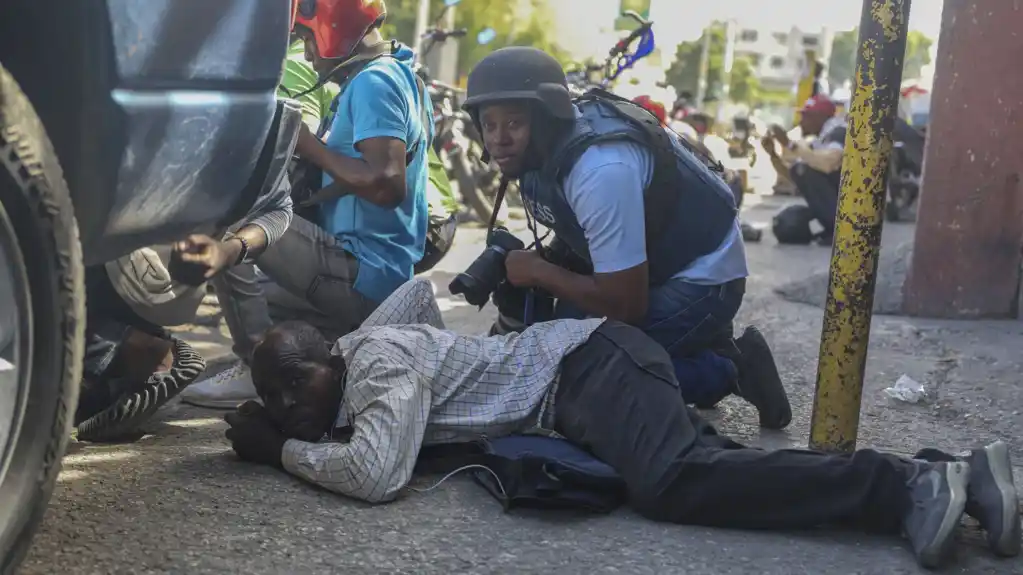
[327,354,346,377]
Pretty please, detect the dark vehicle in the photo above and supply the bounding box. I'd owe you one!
[0,1,301,570]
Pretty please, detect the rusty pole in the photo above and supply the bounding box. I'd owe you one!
[808,0,910,453]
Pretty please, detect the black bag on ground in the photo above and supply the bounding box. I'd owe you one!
[772,204,815,244]
[416,434,626,514]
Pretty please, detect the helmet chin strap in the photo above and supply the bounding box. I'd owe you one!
[285,40,396,100]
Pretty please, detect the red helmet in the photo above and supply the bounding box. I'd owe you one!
[294,0,387,60]
[632,95,666,125]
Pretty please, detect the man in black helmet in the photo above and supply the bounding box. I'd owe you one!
[461,47,791,429]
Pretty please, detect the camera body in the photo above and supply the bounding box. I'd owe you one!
[448,226,525,307]
[449,232,595,335]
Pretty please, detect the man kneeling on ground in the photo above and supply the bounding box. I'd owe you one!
[224,279,1021,569]
[763,94,845,245]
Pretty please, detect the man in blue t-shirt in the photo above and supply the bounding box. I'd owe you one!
[182,0,431,408]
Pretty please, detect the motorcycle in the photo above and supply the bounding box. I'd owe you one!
[415,14,508,223]
[885,118,926,222]
[566,10,657,95]
[726,116,758,167]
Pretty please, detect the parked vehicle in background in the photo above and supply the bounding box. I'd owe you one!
[0,1,301,571]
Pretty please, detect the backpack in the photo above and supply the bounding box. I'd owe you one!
[416,434,626,514]
[772,204,815,244]
[568,88,728,249]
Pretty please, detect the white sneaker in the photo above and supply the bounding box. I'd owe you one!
[179,362,259,409]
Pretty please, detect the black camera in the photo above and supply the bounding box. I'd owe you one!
[449,227,524,307]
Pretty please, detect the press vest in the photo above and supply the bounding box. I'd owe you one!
[520,95,737,285]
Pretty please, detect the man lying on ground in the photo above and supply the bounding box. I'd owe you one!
[224,278,1021,569]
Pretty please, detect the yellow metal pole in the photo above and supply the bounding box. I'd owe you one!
[793,49,818,126]
[808,0,911,453]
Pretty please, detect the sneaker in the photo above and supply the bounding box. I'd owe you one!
[903,461,970,569]
[964,441,1022,557]
[179,362,258,409]
[732,326,792,430]
[77,337,206,442]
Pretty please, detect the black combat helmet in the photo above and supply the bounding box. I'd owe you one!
[462,46,574,120]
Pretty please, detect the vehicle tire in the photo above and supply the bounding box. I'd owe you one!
[452,152,494,223]
[0,64,85,573]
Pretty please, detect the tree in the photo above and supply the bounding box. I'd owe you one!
[828,29,857,86]
[663,24,759,104]
[903,30,933,80]
[727,57,760,104]
[664,25,724,97]
[828,28,933,86]
[380,0,569,78]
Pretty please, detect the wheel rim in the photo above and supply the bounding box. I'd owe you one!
[0,202,32,487]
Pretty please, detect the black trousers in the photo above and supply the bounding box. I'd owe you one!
[789,163,840,236]
[553,321,913,531]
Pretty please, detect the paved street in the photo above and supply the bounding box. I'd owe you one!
[19,183,1023,574]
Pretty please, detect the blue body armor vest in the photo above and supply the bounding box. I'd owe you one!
[520,92,737,286]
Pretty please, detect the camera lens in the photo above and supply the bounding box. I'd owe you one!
[449,273,490,307]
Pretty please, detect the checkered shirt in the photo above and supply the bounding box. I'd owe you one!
[281,278,604,503]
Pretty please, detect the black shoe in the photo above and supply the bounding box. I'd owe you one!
[903,461,970,569]
[732,326,792,429]
[964,441,1022,557]
[77,338,206,442]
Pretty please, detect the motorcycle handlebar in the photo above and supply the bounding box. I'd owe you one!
[430,79,465,94]
[610,12,654,57]
[422,28,468,41]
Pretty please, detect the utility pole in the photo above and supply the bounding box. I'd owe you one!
[716,19,737,124]
[695,23,712,106]
[412,0,431,56]
[436,4,459,84]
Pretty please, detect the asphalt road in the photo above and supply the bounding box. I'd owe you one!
[19,176,1023,574]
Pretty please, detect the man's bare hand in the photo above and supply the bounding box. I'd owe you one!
[169,234,240,286]
[504,250,548,288]
[225,401,286,468]
[769,125,790,147]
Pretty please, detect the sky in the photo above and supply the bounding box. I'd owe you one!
[550,0,945,59]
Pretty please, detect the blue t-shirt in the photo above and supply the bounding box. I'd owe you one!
[319,44,431,303]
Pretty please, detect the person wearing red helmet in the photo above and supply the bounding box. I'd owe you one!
[632,95,667,126]
[183,0,434,409]
[762,94,846,245]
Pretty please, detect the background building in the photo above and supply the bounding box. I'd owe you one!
[733,24,834,91]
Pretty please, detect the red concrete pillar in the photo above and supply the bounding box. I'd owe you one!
[903,0,1023,319]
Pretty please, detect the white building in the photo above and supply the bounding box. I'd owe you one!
[732,24,834,91]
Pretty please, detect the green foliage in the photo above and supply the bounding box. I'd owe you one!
[727,56,759,103]
[380,0,570,78]
[828,28,933,86]
[828,29,857,86]
[664,24,760,104]
[903,30,934,80]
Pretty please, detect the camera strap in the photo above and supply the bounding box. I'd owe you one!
[486,176,541,327]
